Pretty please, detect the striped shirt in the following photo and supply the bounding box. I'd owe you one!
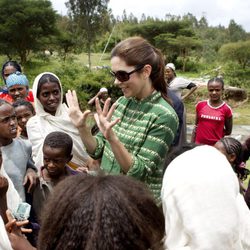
[91,91,178,202]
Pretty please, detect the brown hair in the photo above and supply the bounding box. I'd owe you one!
[111,36,170,103]
[38,175,164,250]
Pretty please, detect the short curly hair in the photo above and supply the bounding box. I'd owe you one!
[38,175,165,250]
[43,131,73,158]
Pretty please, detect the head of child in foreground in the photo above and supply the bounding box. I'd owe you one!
[214,137,249,181]
[36,73,61,116]
[1,60,22,84]
[13,100,35,137]
[207,77,224,104]
[0,100,18,146]
[6,72,29,102]
[38,174,165,250]
[43,131,73,178]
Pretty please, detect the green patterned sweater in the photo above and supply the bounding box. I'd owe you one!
[91,91,178,202]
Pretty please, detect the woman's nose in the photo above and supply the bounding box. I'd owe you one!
[114,78,121,86]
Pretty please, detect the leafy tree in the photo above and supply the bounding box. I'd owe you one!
[170,35,202,71]
[0,0,57,64]
[55,16,78,61]
[66,0,110,69]
[228,19,247,42]
[219,40,250,69]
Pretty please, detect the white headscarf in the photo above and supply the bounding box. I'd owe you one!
[161,145,250,249]
[27,72,89,169]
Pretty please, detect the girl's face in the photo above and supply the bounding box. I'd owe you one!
[111,56,152,100]
[0,104,18,145]
[8,85,28,101]
[3,65,16,80]
[207,81,223,103]
[38,82,61,116]
[14,105,34,133]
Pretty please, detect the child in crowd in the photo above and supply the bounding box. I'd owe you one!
[214,137,250,182]
[26,72,91,170]
[0,99,37,201]
[241,136,250,209]
[32,131,80,219]
[192,77,233,146]
[1,60,22,92]
[0,71,34,103]
[8,175,164,250]
[13,100,35,139]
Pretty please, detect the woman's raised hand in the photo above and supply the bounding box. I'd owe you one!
[94,97,120,141]
[66,90,91,129]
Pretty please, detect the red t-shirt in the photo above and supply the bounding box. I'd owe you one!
[0,90,34,103]
[195,100,232,146]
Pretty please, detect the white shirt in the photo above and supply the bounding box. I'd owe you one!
[168,77,193,99]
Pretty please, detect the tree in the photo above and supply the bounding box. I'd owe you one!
[0,0,57,64]
[66,0,110,69]
[219,40,250,69]
[55,16,78,61]
[228,19,247,42]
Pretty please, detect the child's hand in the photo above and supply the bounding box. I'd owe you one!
[6,210,35,250]
[5,210,31,234]
[23,169,37,193]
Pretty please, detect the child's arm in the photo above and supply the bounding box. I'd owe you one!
[6,210,35,250]
[224,116,233,135]
[23,159,37,193]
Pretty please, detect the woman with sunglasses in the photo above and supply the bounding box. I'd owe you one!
[66,37,178,203]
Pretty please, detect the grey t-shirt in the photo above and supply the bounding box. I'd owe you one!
[1,138,33,201]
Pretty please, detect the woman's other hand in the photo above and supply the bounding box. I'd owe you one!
[94,98,120,141]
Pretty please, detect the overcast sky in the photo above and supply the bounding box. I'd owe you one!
[51,0,250,32]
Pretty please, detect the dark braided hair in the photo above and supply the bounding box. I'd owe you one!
[219,137,250,181]
[207,77,224,89]
[38,175,165,250]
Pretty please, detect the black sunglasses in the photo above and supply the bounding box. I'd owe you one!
[110,65,144,82]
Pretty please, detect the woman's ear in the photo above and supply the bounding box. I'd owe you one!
[143,64,152,79]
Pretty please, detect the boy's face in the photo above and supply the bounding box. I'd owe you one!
[43,145,71,178]
[0,104,18,145]
[14,105,34,132]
